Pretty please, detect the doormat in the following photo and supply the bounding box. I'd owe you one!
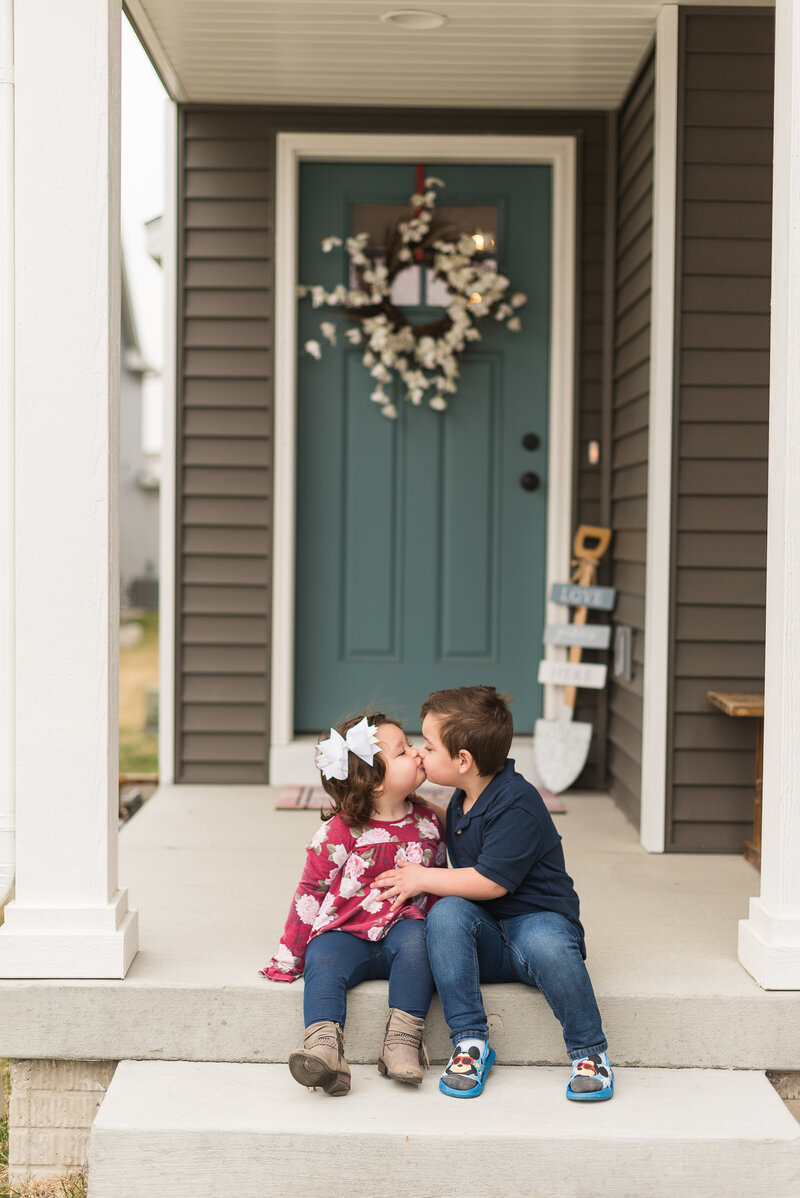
[276,784,566,814]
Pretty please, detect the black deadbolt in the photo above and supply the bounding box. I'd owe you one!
[520,472,540,491]
[522,433,540,451]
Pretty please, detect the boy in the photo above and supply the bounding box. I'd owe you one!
[375,685,612,1102]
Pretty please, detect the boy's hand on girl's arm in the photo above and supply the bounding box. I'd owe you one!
[374,861,507,910]
[374,861,430,909]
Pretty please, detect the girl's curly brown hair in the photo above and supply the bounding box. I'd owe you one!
[318,711,397,827]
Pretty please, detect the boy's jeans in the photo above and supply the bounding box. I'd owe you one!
[424,896,607,1061]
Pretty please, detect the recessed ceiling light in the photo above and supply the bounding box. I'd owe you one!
[381,10,448,30]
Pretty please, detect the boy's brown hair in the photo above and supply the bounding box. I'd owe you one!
[420,685,513,777]
[318,711,397,827]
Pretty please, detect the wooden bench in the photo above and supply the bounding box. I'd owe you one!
[706,691,764,870]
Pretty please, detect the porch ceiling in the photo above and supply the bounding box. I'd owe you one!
[128,0,676,109]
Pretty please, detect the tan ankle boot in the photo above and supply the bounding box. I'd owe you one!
[288,1021,351,1096]
[378,1008,429,1086]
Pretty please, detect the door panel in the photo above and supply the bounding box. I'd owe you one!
[341,356,404,661]
[437,354,501,662]
[295,162,551,733]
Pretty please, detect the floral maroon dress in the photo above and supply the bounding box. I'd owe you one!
[262,802,445,981]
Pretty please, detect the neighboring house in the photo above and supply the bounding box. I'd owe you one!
[120,254,160,608]
[2,1,800,1192]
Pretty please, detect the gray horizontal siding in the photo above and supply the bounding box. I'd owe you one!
[175,105,610,784]
[176,109,273,783]
[607,50,654,830]
[666,8,773,852]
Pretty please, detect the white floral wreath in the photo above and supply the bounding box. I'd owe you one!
[299,178,527,419]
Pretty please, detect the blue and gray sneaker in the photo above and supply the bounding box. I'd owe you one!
[566,1052,614,1102]
[439,1040,496,1099]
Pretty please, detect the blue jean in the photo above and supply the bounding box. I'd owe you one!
[424,896,607,1061]
[303,919,435,1027]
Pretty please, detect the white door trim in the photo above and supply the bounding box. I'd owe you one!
[640,6,679,853]
[271,132,577,784]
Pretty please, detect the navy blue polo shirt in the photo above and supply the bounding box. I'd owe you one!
[446,759,585,949]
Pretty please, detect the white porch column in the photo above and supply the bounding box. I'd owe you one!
[0,0,138,978]
[0,0,14,909]
[738,0,800,990]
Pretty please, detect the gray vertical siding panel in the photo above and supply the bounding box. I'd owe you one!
[176,109,274,783]
[666,9,773,851]
[607,51,655,829]
[175,106,609,783]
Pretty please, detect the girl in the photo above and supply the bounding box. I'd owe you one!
[262,711,445,1096]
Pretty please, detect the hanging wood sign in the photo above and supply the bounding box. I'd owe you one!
[534,524,613,794]
[538,660,608,690]
[550,582,616,611]
[544,624,611,650]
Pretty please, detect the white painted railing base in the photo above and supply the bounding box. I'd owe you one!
[739,898,800,991]
[0,897,138,979]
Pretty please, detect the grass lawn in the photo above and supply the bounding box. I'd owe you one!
[119,609,159,775]
[1,1059,7,1192]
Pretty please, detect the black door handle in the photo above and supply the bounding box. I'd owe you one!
[522,433,540,451]
[520,472,540,491]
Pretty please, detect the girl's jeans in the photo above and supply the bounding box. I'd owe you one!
[303,919,435,1028]
[424,896,607,1061]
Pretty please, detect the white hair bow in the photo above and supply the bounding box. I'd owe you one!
[315,717,380,781]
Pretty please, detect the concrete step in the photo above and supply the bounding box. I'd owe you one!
[89,1060,800,1198]
[7,974,800,1073]
[8,987,800,1076]
[6,977,797,1071]
[5,791,799,1073]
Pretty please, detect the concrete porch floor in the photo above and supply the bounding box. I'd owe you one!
[0,784,798,1069]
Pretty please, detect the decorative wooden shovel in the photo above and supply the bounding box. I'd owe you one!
[533,526,612,794]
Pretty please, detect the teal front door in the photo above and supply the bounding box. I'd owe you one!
[295,162,551,734]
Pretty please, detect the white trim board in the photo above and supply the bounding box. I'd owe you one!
[270,133,577,784]
[158,100,178,785]
[640,6,679,853]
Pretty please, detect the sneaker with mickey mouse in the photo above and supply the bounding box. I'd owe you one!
[439,1038,496,1098]
[566,1051,614,1101]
